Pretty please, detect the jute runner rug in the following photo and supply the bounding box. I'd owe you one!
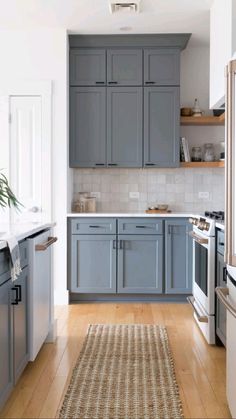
[59,324,183,419]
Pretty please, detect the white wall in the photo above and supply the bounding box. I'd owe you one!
[0,28,69,304]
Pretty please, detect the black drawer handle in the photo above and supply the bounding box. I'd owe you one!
[223,267,227,282]
[145,163,155,166]
[145,81,155,85]
[95,163,105,166]
[15,285,22,302]
[95,81,105,84]
[219,242,225,246]
[108,81,118,84]
[89,225,102,228]
[136,225,148,228]
[108,163,117,166]
[11,287,19,305]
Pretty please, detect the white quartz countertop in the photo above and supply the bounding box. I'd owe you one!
[216,222,225,231]
[67,212,193,218]
[0,221,56,250]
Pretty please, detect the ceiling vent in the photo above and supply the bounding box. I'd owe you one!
[109,1,141,14]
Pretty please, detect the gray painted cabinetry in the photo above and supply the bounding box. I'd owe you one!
[0,241,29,409]
[69,217,192,298]
[165,219,192,294]
[69,35,188,168]
[216,230,226,346]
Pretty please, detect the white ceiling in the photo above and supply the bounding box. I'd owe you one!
[0,0,213,46]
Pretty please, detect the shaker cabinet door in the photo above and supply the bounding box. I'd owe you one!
[0,279,13,408]
[71,235,117,293]
[117,235,163,294]
[70,87,106,167]
[107,49,142,86]
[144,48,180,86]
[107,87,142,167]
[165,220,193,294]
[70,48,106,86]
[144,86,180,167]
[13,267,29,383]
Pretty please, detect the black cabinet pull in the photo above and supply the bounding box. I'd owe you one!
[11,287,19,305]
[145,81,155,85]
[223,267,227,282]
[145,163,155,166]
[89,225,101,228]
[108,81,118,84]
[95,163,105,166]
[95,81,105,84]
[219,242,225,246]
[108,163,117,166]
[136,225,148,229]
[15,285,22,302]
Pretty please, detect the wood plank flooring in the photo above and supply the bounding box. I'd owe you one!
[0,303,232,418]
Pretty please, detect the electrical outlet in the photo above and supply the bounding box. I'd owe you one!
[198,191,210,199]
[129,192,140,199]
[91,192,101,199]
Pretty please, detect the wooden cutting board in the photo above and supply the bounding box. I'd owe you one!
[145,209,172,214]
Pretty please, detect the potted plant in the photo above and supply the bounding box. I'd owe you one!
[0,171,21,210]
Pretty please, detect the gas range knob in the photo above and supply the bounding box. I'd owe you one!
[189,217,198,226]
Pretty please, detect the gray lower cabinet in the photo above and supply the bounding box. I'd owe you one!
[144,48,180,86]
[70,87,106,168]
[165,219,192,294]
[107,49,142,86]
[13,267,29,383]
[216,252,226,346]
[0,278,13,408]
[70,48,106,86]
[71,235,117,293]
[117,235,163,294]
[144,86,180,167]
[107,87,143,167]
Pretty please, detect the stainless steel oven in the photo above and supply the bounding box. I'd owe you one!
[188,216,216,344]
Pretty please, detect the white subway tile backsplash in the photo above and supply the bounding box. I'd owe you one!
[72,168,225,213]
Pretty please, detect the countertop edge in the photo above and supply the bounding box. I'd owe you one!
[67,212,194,218]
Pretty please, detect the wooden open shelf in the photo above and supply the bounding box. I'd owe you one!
[180,161,225,168]
[180,114,225,126]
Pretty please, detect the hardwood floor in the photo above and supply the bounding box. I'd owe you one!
[0,303,231,418]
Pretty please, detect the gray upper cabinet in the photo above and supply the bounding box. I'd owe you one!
[107,87,142,167]
[0,278,13,409]
[117,235,163,294]
[144,48,180,86]
[13,267,29,384]
[71,235,117,293]
[70,87,106,167]
[165,219,192,294]
[107,49,142,86]
[144,86,180,167]
[70,48,106,86]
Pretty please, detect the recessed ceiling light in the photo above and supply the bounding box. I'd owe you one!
[120,26,133,31]
[109,0,141,14]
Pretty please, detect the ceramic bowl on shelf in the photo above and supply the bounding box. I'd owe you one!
[157,204,168,211]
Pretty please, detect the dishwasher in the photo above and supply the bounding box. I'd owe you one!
[27,229,57,361]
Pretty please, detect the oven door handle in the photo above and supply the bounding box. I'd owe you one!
[187,296,208,323]
[215,287,236,319]
[189,231,208,245]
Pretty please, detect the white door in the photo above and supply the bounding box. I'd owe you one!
[10,96,43,223]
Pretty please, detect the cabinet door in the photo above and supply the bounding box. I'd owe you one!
[70,87,106,167]
[107,87,142,167]
[107,49,142,86]
[165,220,192,294]
[0,279,13,408]
[216,253,226,346]
[70,48,106,86]
[117,235,163,294]
[13,267,29,383]
[144,48,180,86]
[144,86,180,167]
[71,235,116,293]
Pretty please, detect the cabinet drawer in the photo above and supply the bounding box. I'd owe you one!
[118,218,163,235]
[0,249,11,285]
[217,230,225,256]
[70,218,117,234]
[19,240,28,269]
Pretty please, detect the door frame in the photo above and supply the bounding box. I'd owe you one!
[0,81,52,222]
